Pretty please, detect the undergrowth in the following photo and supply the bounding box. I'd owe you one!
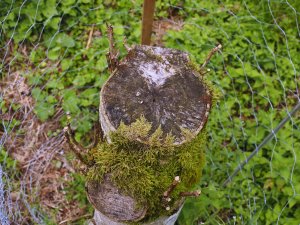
[1,0,300,224]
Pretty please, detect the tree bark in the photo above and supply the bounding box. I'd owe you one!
[89,205,183,225]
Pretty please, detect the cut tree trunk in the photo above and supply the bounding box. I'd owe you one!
[88,45,212,225]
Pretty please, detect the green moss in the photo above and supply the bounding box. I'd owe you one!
[86,116,207,220]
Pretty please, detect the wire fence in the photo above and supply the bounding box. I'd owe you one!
[0,165,10,225]
[0,0,299,224]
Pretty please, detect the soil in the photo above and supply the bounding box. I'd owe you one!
[0,72,90,224]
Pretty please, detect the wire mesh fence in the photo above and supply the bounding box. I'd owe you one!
[0,0,299,224]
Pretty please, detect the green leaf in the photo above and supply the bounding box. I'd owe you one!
[34,102,55,122]
[46,17,60,30]
[95,55,107,71]
[56,33,75,48]
[61,59,73,71]
[48,46,61,60]
[80,88,98,106]
[62,90,80,113]
[61,0,76,6]
[72,75,87,86]
[42,0,58,17]
[46,80,64,90]
[31,88,44,101]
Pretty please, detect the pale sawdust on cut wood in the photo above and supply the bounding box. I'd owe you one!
[0,72,88,224]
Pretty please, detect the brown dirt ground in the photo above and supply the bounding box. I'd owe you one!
[0,72,90,224]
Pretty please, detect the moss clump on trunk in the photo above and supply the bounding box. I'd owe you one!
[86,116,206,220]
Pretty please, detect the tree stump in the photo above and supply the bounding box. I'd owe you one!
[85,45,215,225]
[100,45,212,144]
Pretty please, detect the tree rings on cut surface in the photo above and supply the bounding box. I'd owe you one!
[100,45,212,144]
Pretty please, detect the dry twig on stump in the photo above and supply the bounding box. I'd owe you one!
[64,112,92,166]
[163,176,180,199]
[106,23,119,72]
[180,190,201,197]
[200,44,222,70]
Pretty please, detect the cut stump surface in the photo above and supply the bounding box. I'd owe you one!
[100,45,212,144]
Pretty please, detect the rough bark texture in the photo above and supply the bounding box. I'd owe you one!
[88,45,212,224]
[87,175,147,222]
[89,206,183,225]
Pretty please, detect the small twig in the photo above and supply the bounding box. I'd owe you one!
[123,36,130,52]
[59,213,92,225]
[163,176,180,198]
[180,190,201,197]
[86,25,95,50]
[44,202,63,212]
[107,24,116,54]
[200,44,222,70]
[201,68,211,76]
[106,23,119,73]
[83,25,95,59]
[90,218,97,225]
[64,127,90,165]
[84,122,102,149]
[64,112,92,166]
